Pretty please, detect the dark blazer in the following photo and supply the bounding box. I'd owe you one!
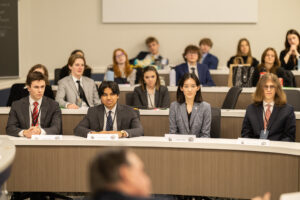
[92,191,151,200]
[201,53,219,69]
[241,103,296,142]
[132,85,170,109]
[279,50,299,70]
[174,63,215,86]
[6,96,62,136]
[74,104,143,138]
[7,84,54,106]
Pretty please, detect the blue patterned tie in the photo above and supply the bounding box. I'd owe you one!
[106,111,113,131]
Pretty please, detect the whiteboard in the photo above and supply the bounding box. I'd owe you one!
[102,0,258,23]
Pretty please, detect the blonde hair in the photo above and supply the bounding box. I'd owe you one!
[253,73,286,106]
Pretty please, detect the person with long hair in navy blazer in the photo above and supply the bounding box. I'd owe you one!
[174,45,215,86]
[241,73,295,141]
[169,73,211,137]
[132,66,169,109]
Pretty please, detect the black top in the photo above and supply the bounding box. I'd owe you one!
[59,65,92,81]
[187,111,192,123]
[91,191,152,200]
[227,56,259,68]
[7,84,54,106]
[252,67,285,87]
[279,50,299,70]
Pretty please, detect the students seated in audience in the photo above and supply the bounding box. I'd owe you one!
[174,45,215,86]
[90,148,151,200]
[7,64,54,106]
[132,66,170,109]
[74,81,143,138]
[227,38,259,68]
[241,73,295,142]
[59,49,92,81]
[252,48,286,86]
[104,48,136,85]
[6,71,62,138]
[129,36,168,69]
[279,29,300,70]
[169,73,211,137]
[199,38,219,69]
[56,54,100,109]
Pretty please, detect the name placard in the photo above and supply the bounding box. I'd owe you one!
[165,134,196,142]
[31,135,62,140]
[237,138,270,146]
[87,134,119,140]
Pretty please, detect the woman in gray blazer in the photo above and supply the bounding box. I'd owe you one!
[169,73,211,137]
[133,66,170,109]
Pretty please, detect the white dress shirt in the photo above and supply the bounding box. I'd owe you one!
[18,96,46,137]
[103,104,118,131]
[71,75,88,108]
[187,63,199,78]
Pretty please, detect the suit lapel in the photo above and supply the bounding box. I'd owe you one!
[141,90,148,107]
[40,98,48,128]
[256,105,264,130]
[179,103,189,133]
[189,103,198,130]
[183,63,189,74]
[68,76,79,96]
[22,97,30,128]
[81,77,90,104]
[116,105,122,130]
[154,89,159,107]
[197,64,202,82]
[267,106,279,130]
[98,105,105,131]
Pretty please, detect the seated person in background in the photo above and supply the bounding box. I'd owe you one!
[56,54,100,109]
[253,47,287,86]
[90,148,152,200]
[130,36,168,69]
[7,64,54,106]
[174,45,215,86]
[279,29,300,70]
[59,49,92,81]
[169,73,211,137]
[104,48,136,85]
[227,38,259,68]
[133,66,170,109]
[199,38,219,69]
[74,81,143,138]
[241,73,295,142]
[6,72,61,138]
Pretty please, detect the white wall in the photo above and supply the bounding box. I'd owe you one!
[18,0,300,79]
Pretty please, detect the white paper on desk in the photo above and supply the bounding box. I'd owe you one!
[31,135,62,140]
[165,134,195,142]
[237,138,270,146]
[280,192,300,200]
[87,134,119,140]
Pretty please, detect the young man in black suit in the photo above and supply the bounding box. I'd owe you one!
[74,81,143,138]
[6,71,62,138]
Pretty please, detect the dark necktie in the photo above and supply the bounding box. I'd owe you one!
[106,111,113,131]
[32,102,39,126]
[191,67,196,75]
[76,80,90,107]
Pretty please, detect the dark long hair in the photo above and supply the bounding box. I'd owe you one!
[257,47,281,74]
[140,65,161,91]
[176,73,202,104]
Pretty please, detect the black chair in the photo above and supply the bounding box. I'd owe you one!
[284,89,300,111]
[221,87,242,109]
[210,107,221,138]
[125,92,134,106]
[54,68,61,85]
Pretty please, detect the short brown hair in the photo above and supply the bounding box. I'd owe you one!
[28,64,49,85]
[182,45,201,62]
[145,36,158,45]
[26,71,46,87]
[89,148,131,193]
[140,65,161,91]
[253,73,286,106]
[199,38,213,47]
[68,54,86,67]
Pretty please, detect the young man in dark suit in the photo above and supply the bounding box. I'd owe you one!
[90,148,152,200]
[199,38,219,70]
[6,71,62,138]
[74,81,143,138]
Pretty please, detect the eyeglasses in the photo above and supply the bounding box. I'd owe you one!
[115,53,125,58]
[263,85,275,90]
